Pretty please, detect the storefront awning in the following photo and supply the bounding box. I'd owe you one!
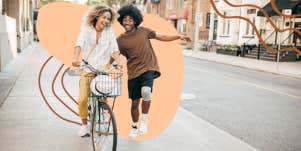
[166,10,188,20]
[166,13,178,20]
[257,0,301,17]
[179,10,189,19]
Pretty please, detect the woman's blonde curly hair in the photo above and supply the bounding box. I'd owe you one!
[86,5,115,28]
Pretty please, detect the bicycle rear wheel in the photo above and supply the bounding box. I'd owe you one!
[91,101,117,151]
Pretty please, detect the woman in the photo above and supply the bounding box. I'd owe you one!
[72,5,120,137]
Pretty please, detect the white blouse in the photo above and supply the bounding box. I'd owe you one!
[76,26,119,69]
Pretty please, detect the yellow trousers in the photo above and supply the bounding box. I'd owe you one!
[78,72,95,119]
[78,64,110,119]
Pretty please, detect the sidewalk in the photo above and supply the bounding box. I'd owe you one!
[0,43,36,107]
[0,42,258,151]
[183,50,301,79]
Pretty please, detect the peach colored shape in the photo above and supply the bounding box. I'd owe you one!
[37,2,183,140]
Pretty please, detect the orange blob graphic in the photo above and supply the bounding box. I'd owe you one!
[37,2,183,140]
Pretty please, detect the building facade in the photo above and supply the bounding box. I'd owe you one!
[209,0,301,46]
[143,0,211,42]
[208,0,266,45]
[186,0,211,40]
[0,0,38,71]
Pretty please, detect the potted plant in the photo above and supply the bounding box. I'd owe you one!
[216,44,241,56]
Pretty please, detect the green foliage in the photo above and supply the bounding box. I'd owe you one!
[39,0,132,8]
[106,0,131,6]
[39,0,65,8]
[184,44,192,50]
[87,0,107,5]
[218,44,240,51]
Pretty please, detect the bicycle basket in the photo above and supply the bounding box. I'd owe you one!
[90,74,121,96]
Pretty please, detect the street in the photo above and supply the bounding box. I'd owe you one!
[1,0,301,151]
[1,43,301,151]
[182,57,301,151]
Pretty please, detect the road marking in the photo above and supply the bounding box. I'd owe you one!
[181,93,197,100]
[178,107,258,151]
[189,66,301,100]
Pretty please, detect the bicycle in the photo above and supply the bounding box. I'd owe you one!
[81,59,123,151]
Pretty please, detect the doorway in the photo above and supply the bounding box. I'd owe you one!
[294,22,301,46]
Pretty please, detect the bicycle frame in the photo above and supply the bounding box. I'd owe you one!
[81,59,120,151]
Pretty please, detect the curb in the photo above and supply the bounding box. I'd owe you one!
[183,50,301,80]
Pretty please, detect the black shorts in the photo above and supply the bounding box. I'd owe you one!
[128,71,158,100]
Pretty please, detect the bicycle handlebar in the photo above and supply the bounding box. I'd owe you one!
[81,59,123,76]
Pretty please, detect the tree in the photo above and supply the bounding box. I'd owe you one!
[87,0,132,7]
[39,0,65,8]
[39,0,133,8]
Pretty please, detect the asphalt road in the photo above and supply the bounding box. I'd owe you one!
[181,57,301,151]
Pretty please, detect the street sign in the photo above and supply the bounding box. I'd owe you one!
[282,9,292,15]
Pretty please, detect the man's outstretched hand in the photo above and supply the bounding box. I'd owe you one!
[179,34,192,43]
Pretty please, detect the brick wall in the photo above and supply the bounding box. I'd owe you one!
[187,0,211,40]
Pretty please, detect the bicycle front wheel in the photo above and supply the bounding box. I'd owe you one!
[91,101,117,151]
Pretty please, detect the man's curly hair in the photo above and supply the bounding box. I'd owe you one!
[117,4,143,28]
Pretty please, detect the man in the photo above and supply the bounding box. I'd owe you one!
[116,4,191,139]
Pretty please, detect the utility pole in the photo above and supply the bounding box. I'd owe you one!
[277,9,291,70]
[276,15,284,70]
[193,0,201,52]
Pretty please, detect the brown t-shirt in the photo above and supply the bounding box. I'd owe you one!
[117,27,161,80]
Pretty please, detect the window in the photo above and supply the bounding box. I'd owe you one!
[245,8,256,36]
[184,0,187,8]
[192,7,195,20]
[182,20,186,32]
[2,0,6,15]
[245,17,256,35]
[222,12,230,35]
[223,18,226,35]
[206,13,210,28]
[245,21,250,35]
[214,13,218,19]
[151,0,160,4]
[168,0,173,10]
[247,9,256,14]
[252,18,255,35]
[227,20,230,35]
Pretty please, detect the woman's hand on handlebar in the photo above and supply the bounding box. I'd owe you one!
[72,59,81,67]
[112,61,122,69]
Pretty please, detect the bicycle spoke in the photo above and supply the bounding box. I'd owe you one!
[82,60,120,151]
[92,102,117,151]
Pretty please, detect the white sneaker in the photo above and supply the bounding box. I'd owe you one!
[139,120,148,134]
[128,126,139,139]
[78,125,90,137]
